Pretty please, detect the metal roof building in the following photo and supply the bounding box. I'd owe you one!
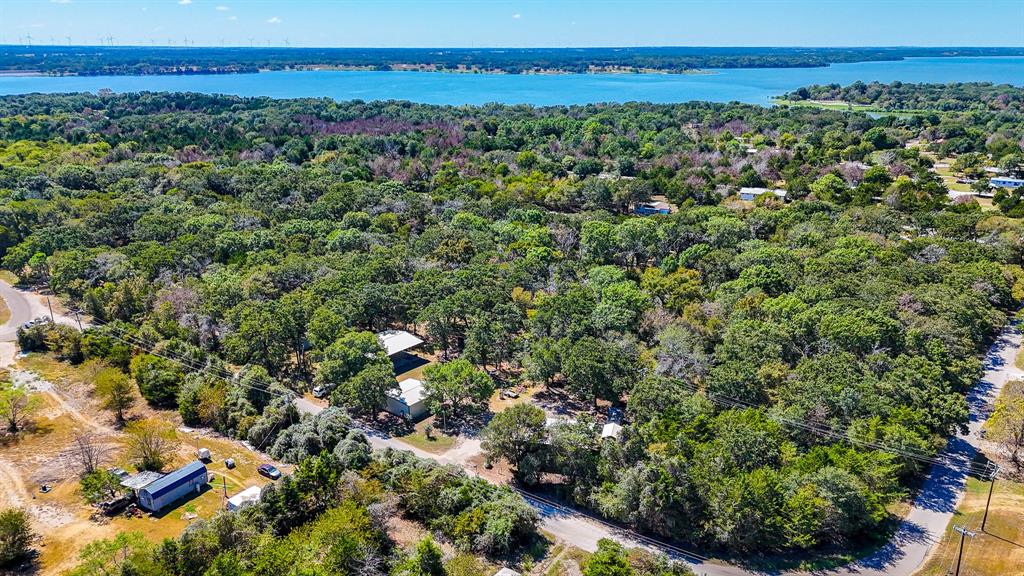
[377,330,424,356]
[385,378,428,419]
[137,461,208,512]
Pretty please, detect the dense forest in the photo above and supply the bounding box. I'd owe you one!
[1,84,1024,570]
[782,81,1024,112]
[1,46,1022,75]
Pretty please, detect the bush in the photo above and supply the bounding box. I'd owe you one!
[0,508,34,567]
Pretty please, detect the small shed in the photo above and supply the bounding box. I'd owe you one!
[385,378,428,419]
[601,423,623,440]
[377,330,424,357]
[226,486,262,511]
[137,461,208,512]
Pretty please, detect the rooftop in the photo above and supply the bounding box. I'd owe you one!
[227,486,262,508]
[388,377,426,406]
[119,470,166,491]
[377,330,424,356]
[140,461,207,499]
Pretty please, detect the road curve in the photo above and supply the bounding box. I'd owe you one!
[7,279,1005,576]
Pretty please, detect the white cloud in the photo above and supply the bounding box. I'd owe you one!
[50,0,72,4]
[512,13,521,19]
[266,16,282,24]
[227,15,237,21]
[178,0,192,5]
[216,5,229,10]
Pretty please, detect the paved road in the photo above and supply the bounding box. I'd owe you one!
[5,280,1006,576]
[0,281,80,341]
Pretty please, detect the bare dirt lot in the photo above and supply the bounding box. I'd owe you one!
[0,354,289,575]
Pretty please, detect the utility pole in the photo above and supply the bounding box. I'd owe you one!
[982,463,999,532]
[952,525,976,576]
[45,296,54,323]
[73,309,82,331]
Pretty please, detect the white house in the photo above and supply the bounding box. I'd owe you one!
[377,330,424,357]
[385,378,429,419]
[227,486,262,511]
[739,187,788,202]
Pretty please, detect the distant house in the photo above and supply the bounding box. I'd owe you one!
[137,461,208,512]
[227,486,262,511]
[739,187,788,202]
[377,330,424,357]
[634,201,672,216]
[991,177,1024,189]
[385,378,429,419]
[984,166,1007,175]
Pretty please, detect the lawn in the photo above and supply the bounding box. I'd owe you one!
[396,417,456,454]
[915,475,1024,576]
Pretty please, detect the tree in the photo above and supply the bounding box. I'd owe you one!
[481,403,547,475]
[124,419,176,471]
[397,535,445,576]
[315,331,388,398]
[0,509,33,568]
[987,387,1024,470]
[95,366,134,425]
[129,353,183,408]
[561,336,633,405]
[584,539,632,576]
[66,432,111,476]
[68,531,156,576]
[0,382,41,433]
[423,359,494,424]
[330,360,393,417]
[80,470,126,504]
[810,173,849,203]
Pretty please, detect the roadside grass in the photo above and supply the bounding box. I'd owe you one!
[0,294,9,326]
[0,270,19,285]
[396,416,456,454]
[1016,348,1024,371]
[915,475,1024,576]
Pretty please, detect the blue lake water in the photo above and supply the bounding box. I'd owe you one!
[0,56,1021,106]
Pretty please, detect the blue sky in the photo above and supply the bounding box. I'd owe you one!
[2,0,1022,47]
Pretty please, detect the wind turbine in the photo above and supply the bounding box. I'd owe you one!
[248,37,255,48]
[24,33,33,47]
[66,36,72,46]
[284,38,291,48]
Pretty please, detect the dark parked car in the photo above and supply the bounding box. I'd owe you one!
[257,464,281,480]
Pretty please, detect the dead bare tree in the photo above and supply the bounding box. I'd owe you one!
[66,431,112,476]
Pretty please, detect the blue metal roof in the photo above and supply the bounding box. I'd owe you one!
[140,461,207,499]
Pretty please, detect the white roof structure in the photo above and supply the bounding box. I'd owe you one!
[388,378,426,407]
[377,330,424,356]
[494,569,521,576]
[601,423,623,439]
[739,187,787,199]
[119,470,165,491]
[227,486,262,511]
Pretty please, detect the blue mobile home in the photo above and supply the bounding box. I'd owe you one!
[137,461,208,512]
[991,177,1024,189]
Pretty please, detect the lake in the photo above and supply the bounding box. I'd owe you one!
[0,56,1021,106]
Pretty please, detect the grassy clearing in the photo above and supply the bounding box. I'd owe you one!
[0,270,19,285]
[1016,349,1024,371]
[915,475,1024,576]
[396,417,456,454]
[772,98,926,116]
